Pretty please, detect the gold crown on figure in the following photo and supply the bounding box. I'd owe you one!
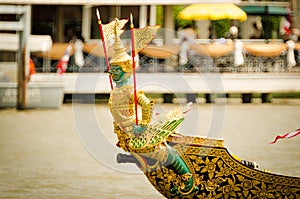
[109,19,132,73]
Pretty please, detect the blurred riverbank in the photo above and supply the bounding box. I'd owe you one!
[0,102,299,199]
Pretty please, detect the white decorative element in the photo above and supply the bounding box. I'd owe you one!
[286,40,296,68]
[74,39,84,68]
[229,26,238,36]
[234,40,244,67]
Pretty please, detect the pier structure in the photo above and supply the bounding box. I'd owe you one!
[1,2,300,107]
[30,72,300,104]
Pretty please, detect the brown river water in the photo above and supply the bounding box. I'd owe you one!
[0,101,299,199]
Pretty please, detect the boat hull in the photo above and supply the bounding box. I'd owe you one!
[118,135,300,198]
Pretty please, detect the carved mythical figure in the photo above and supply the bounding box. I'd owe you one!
[107,20,198,195]
[106,19,300,199]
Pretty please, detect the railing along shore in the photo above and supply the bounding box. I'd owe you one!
[26,39,300,74]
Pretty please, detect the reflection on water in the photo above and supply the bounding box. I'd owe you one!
[0,102,299,198]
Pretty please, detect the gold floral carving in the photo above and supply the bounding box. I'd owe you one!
[136,137,300,198]
[114,112,299,198]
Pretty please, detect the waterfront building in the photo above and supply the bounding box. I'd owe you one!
[0,1,298,74]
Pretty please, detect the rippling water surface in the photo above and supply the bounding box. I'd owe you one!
[0,101,299,199]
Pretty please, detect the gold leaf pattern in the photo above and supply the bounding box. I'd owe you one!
[132,137,300,198]
[102,19,128,44]
[133,25,160,53]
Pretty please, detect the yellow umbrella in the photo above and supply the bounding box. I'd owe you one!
[178,3,247,22]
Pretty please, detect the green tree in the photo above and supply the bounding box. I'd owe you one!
[261,16,282,39]
[173,5,192,30]
[213,19,231,38]
[156,5,164,26]
[156,5,192,30]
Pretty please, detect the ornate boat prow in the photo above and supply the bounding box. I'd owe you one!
[103,16,300,199]
[117,134,300,198]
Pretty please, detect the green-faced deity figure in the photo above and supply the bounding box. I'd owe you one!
[107,20,197,196]
[108,34,153,138]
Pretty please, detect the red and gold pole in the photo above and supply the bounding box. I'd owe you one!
[130,13,139,125]
[96,9,113,90]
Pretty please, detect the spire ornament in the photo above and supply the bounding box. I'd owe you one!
[109,19,132,73]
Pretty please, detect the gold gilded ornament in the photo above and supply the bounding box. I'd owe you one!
[109,21,133,73]
[105,16,299,199]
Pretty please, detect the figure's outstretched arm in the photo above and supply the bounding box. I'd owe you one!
[137,91,154,127]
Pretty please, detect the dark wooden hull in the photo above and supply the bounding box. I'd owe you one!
[118,135,300,198]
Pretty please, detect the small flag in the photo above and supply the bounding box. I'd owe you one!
[57,45,72,74]
[269,128,300,144]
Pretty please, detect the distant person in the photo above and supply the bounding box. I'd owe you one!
[279,18,291,42]
[27,58,36,81]
[178,24,197,66]
[64,25,85,69]
[64,25,85,43]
